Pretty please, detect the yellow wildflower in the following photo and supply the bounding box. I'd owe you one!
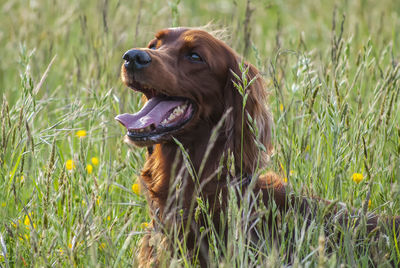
[107,216,111,221]
[75,130,87,138]
[86,164,93,174]
[24,213,32,226]
[280,103,284,112]
[368,200,372,208]
[132,183,140,195]
[66,160,75,170]
[284,177,288,183]
[352,173,364,184]
[96,196,100,206]
[24,214,36,230]
[1,202,5,207]
[141,222,149,229]
[68,243,72,249]
[91,157,99,166]
[99,242,106,249]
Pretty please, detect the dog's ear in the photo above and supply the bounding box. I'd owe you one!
[223,61,272,174]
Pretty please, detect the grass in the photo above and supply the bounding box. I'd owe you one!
[1,0,400,266]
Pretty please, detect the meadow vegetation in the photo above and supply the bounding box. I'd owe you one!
[1,0,400,266]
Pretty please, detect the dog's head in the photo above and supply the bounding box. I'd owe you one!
[116,27,271,168]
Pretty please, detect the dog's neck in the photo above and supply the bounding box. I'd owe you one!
[140,126,233,221]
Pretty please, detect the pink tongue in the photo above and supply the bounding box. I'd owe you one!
[115,97,185,131]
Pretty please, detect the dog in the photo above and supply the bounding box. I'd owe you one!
[116,27,400,267]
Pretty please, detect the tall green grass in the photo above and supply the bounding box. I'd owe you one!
[1,0,400,266]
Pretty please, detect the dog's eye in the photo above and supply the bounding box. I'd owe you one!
[149,44,157,50]
[187,52,203,62]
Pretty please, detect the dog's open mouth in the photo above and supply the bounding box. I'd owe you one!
[115,93,195,142]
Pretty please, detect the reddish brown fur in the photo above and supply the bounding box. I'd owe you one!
[120,28,400,267]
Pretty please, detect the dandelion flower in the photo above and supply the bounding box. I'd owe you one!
[91,157,99,166]
[132,183,140,195]
[141,222,149,229]
[107,216,111,221]
[75,130,87,138]
[86,164,93,174]
[66,160,75,170]
[24,213,32,226]
[352,173,364,184]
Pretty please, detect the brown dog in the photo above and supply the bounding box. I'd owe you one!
[116,27,400,266]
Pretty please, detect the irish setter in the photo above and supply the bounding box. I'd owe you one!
[116,27,400,267]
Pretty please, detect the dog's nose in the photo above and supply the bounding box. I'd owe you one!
[123,49,152,70]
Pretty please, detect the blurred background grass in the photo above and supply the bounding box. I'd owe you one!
[1,0,400,266]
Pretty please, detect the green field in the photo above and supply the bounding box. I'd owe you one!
[1,0,400,266]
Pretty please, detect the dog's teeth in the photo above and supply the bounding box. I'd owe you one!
[161,104,188,126]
